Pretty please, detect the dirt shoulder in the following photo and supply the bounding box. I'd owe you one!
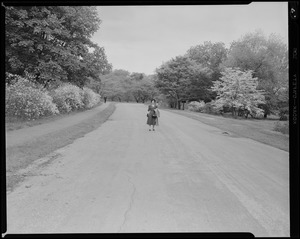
[162,109,289,152]
[6,102,116,191]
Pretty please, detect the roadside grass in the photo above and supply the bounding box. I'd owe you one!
[5,101,104,132]
[273,121,289,135]
[6,102,116,192]
[163,108,289,152]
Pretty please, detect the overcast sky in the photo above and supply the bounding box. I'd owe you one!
[91,3,288,75]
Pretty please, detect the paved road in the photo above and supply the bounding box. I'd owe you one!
[6,103,289,236]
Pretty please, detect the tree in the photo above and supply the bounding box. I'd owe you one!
[142,75,160,102]
[100,69,131,101]
[211,67,266,118]
[81,45,112,83]
[130,76,158,103]
[155,56,213,109]
[223,30,288,117]
[5,6,111,87]
[186,41,227,83]
[83,45,112,94]
[128,72,145,102]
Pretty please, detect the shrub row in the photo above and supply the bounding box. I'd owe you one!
[187,101,218,114]
[6,73,101,120]
[187,101,265,118]
[187,100,288,134]
[187,101,205,112]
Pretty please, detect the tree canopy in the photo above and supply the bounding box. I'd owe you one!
[223,30,288,115]
[155,56,213,109]
[186,41,227,82]
[5,6,112,87]
[99,70,158,102]
[153,31,288,116]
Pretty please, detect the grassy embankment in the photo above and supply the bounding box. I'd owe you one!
[5,101,101,131]
[6,102,116,191]
[162,107,289,152]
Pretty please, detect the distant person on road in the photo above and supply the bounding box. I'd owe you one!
[104,96,107,103]
[147,99,160,131]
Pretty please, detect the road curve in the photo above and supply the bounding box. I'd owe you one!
[6,103,289,236]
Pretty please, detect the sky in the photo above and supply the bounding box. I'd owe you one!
[91,2,288,75]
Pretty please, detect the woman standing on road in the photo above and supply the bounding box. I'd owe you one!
[147,99,159,131]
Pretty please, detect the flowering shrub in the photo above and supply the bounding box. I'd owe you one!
[279,107,289,121]
[82,87,101,109]
[6,72,102,121]
[51,83,84,113]
[6,72,21,85]
[187,101,206,112]
[6,75,59,120]
[6,72,37,88]
[250,108,265,119]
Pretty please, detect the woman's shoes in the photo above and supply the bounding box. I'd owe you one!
[149,129,151,131]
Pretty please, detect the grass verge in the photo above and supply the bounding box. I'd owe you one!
[5,102,104,132]
[163,108,289,152]
[6,102,116,192]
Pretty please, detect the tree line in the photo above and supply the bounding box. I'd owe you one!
[5,7,288,119]
[154,30,288,118]
[99,30,288,119]
[98,70,159,103]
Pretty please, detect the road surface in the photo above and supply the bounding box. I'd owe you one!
[6,103,289,236]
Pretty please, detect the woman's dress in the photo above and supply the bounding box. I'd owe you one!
[147,104,158,126]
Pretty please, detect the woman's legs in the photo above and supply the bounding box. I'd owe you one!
[148,119,156,131]
[152,119,156,130]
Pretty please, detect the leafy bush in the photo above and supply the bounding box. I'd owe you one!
[51,83,85,113]
[6,72,21,85]
[6,72,101,121]
[279,107,289,121]
[273,121,289,134]
[258,103,272,118]
[202,102,213,113]
[246,107,265,119]
[187,101,206,112]
[201,101,220,114]
[6,75,59,120]
[82,87,101,109]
